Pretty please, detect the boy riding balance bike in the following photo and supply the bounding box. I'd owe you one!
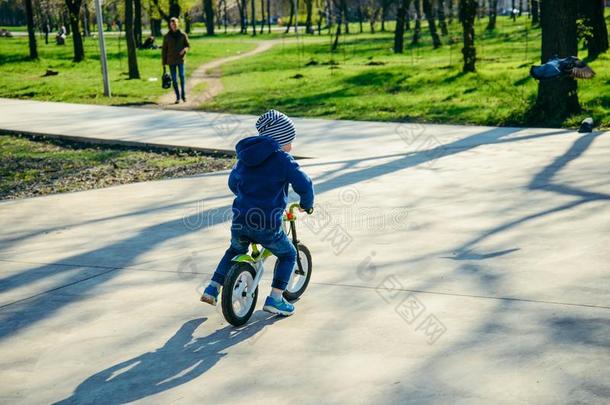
[200,110,314,326]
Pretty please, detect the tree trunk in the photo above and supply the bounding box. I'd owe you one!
[531,0,539,26]
[511,0,516,21]
[448,0,454,24]
[486,0,497,30]
[267,0,271,32]
[285,0,294,33]
[251,0,256,36]
[370,7,379,33]
[535,0,579,122]
[169,0,181,18]
[423,0,441,48]
[82,0,91,36]
[204,0,215,35]
[185,11,191,33]
[342,0,349,34]
[134,0,142,46]
[65,0,85,62]
[63,10,71,34]
[125,0,140,79]
[394,0,410,53]
[24,0,37,59]
[237,0,245,33]
[260,0,265,33]
[411,0,421,45]
[151,19,162,36]
[581,0,609,59]
[332,13,342,50]
[305,0,314,33]
[438,0,448,35]
[459,0,477,72]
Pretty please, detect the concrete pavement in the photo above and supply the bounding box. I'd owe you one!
[0,101,609,403]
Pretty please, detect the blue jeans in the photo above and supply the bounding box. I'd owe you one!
[211,225,297,290]
[169,63,185,100]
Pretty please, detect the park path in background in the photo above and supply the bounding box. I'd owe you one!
[158,39,277,109]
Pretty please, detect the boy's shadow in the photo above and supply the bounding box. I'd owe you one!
[54,312,279,404]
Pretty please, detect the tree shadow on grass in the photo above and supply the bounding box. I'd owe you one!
[53,313,279,404]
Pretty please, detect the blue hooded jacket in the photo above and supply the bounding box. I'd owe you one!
[229,136,314,230]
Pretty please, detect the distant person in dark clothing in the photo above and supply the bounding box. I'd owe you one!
[140,36,157,49]
[162,17,190,104]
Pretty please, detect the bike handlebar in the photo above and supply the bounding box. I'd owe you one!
[287,203,313,218]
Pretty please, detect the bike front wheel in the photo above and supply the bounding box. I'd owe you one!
[221,263,258,326]
[280,244,313,302]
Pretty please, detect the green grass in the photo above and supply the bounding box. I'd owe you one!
[0,133,234,199]
[1,17,609,127]
[207,16,610,128]
[0,34,255,105]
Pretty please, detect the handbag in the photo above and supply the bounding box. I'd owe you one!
[162,66,172,89]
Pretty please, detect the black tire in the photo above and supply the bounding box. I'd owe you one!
[279,244,313,302]
[221,263,258,326]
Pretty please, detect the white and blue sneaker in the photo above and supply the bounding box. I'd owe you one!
[263,296,295,316]
[200,284,220,306]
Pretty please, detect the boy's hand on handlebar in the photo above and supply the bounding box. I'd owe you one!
[299,206,314,215]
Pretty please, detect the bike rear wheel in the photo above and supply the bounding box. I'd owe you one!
[221,263,258,326]
[281,244,312,302]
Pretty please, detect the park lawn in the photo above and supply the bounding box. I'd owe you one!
[208,16,610,128]
[0,133,234,200]
[0,34,255,105]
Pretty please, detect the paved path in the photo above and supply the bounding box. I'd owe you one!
[0,98,584,159]
[0,99,609,403]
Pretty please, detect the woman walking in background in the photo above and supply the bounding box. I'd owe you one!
[162,17,190,104]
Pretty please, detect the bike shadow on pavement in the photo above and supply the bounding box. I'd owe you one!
[53,312,280,405]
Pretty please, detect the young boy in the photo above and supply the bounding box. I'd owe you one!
[200,110,314,316]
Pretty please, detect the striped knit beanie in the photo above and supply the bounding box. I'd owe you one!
[255,109,296,146]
